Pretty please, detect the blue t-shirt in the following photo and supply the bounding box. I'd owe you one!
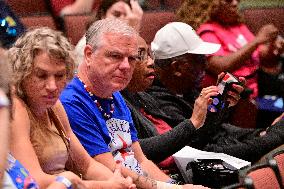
[60,77,142,174]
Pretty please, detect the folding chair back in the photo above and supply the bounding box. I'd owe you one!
[242,163,282,189]
[269,149,284,188]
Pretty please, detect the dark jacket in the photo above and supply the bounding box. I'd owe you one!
[257,64,284,98]
[141,79,284,163]
[121,90,197,163]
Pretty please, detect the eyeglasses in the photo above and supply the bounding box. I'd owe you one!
[1,16,17,37]
[138,47,155,62]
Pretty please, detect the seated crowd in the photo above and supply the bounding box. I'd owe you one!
[0,0,284,189]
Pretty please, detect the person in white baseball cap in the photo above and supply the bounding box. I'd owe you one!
[148,22,246,134]
[151,22,221,60]
[150,22,227,95]
[145,22,284,166]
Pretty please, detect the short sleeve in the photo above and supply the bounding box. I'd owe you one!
[117,92,139,143]
[62,100,110,157]
[130,120,138,143]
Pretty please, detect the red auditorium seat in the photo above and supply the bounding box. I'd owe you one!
[240,163,282,189]
[6,0,51,16]
[268,149,284,188]
[139,11,176,44]
[20,15,57,30]
[145,0,161,10]
[62,14,93,45]
[164,0,183,10]
[242,7,284,36]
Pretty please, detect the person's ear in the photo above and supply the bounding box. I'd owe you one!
[84,44,94,67]
[171,61,182,77]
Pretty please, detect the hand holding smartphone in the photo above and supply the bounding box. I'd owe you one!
[208,72,241,113]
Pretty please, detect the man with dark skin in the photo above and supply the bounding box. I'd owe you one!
[123,22,284,164]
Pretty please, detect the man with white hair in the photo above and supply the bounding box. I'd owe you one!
[60,18,208,189]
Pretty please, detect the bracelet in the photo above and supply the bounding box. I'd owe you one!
[55,176,73,189]
[166,178,178,184]
[157,181,183,189]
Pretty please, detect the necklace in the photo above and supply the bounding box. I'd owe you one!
[77,75,114,119]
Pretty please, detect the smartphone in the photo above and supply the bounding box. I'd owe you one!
[208,72,241,113]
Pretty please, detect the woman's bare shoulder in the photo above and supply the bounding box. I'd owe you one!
[11,95,31,131]
[52,100,71,131]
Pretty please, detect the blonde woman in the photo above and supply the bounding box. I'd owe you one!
[9,27,135,189]
[0,51,81,189]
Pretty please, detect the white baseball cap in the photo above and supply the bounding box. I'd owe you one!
[151,22,221,59]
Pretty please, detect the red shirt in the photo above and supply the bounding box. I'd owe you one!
[198,22,260,98]
[140,109,176,169]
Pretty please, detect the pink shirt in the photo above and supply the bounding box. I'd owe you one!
[197,22,259,98]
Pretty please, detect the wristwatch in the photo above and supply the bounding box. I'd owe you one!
[55,176,73,189]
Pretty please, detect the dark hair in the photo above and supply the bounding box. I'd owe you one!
[98,0,130,19]
[86,0,131,29]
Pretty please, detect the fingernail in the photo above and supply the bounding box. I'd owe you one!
[116,160,121,164]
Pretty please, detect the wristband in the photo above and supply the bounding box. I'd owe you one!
[55,176,72,189]
[166,178,178,184]
[156,181,182,189]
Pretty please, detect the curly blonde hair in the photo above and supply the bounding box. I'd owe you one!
[8,27,75,99]
[0,51,12,96]
[176,0,242,30]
